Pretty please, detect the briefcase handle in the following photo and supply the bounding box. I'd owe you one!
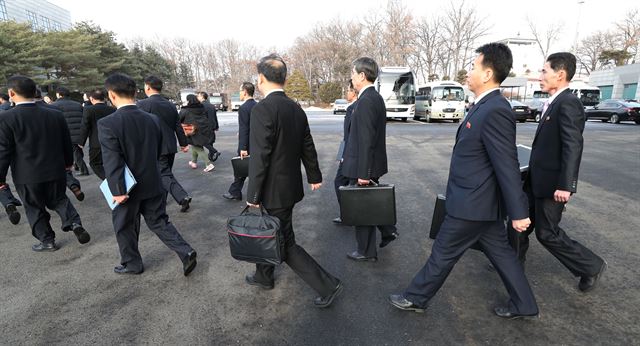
[349,180,379,188]
[240,205,268,216]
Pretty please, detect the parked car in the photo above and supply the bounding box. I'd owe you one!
[586,100,640,124]
[333,99,348,114]
[509,100,535,123]
[525,98,545,122]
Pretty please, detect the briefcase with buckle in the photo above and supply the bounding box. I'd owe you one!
[339,183,396,226]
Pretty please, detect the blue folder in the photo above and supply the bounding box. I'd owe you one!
[100,165,137,210]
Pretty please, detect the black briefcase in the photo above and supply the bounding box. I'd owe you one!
[339,183,396,226]
[231,155,250,178]
[227,206,284,265]
[429,194,446,239]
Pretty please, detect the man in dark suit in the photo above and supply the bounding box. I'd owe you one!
[223,82,256,201]
[512,52,606,292]
[0,76,90,251]
[138,76,192,212]
[333,80,358,224]
[389,43,539,319]
[0,92,23,225]
[0,93,11,112]
[342,57,398,261]
[98,73,197,276]
[78,89,116,180]
[52,87,89,176]
[197,91,221,163]
[246,54,342,308]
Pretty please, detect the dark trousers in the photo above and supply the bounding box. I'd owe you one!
[158,154,188,204]
[111,193,193,271]
[204,143,218,162]
[404,215,538,315]
[66,170,80,190]
[15,178,82,243]
[89,148,105,180]
[0,184,22,207]
[254,206,340,297]
[73,144,89,174]
[333,162,350,209]
[509,195,604,277]
[349,178,396,258]
[228,177,246,198]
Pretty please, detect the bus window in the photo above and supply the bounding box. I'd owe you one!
[432,87,465,101]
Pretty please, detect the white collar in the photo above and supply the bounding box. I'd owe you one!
[15,101,36,105]
[473,88,500,105]
[548,86,570,105]
[358,84,375,97]
[265,89,284,98]
[117,103,137,109]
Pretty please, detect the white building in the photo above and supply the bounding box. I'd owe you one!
[498,37,543,77]
[0,0,71,31]
[589,64,640,101]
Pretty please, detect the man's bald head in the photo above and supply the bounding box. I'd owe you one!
[257,54,287,85]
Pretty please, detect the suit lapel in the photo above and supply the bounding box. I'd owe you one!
[455,90,499,143]
[533,89,569,143]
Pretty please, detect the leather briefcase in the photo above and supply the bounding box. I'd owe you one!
[429,194,447,239]
[231,155,250,178]
[227,206,284,265]
[339,183,396,226]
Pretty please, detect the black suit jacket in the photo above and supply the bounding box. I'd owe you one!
[527,89,584,198]
[98,105,163,200]
[0,103,73,184]
[446,90,528,221]
[342,86,388,180]
[343,101,356,144]
[137,94,188,155]
[79,103,116,150]
[238,98,256,152]
[247,91,322,208]
[51,98,84,144]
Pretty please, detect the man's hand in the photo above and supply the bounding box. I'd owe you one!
[357,178,370,186]
[77,144,84,149]
[240,150,249,158]
[65,166,73,172]
[310,183,322,191]
[554,189,571,203]
[181,146,189,153]
[113,195,129,205]
[511,218,531,233]
[246,202,260,208]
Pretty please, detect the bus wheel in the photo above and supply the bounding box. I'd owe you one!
[401,118,408,122]
[413,115,420,120]
[453,119,460,123]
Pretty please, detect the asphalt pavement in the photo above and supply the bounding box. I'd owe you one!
[1,111,638,345]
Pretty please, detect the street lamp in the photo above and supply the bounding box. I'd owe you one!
[573,0,585,53]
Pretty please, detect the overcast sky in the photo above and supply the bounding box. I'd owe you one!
[50,0,633,52]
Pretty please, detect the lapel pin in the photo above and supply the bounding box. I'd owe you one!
[546,116,551,121]
[466,122,471,129]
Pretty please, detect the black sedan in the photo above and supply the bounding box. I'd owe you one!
[586,100,640,124]
[509,100,536,123]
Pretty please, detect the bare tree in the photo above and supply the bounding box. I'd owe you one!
[614,9,640,64]
[577,31,616,74]
[413,16,444,83]
[527,17,563,61]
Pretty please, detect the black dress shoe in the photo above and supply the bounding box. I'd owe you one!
[578,260,607,292]
[183,250,197,276]
[211,152,221,162]
[222,193,242,201]
[245,274,274,290]
[70,185,85,201]
[494,307,539,320]
[32,242,58,252]
[332,217,342,224]
[380,231,399,248]
[388,294,425,313]
[346,251,377,262]
[114,265,143,275]
[313,282,343,308]
[6,204,20,225]
[180,197,192,212]
[71,224,90,244]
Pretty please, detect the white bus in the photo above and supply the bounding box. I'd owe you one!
[415,81,466,122]
[375,66,416,122]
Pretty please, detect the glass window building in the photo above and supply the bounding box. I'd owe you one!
[0,0,71,31]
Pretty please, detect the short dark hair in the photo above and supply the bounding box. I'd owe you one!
[105,73,137,98]
[34,88,42,99]
[144,75,163,92]
[186,94,200,106]
[197,91,208,100]
[0,93,9,101]
[241,82,255,97]
[353,57,379,83]
[475,43,513,84]
[56,86,70,97]
[257,54,287,85]
[348,79,356,92]
[546,52,577,81]
[89,88,107,101]
[7,76,37,98]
